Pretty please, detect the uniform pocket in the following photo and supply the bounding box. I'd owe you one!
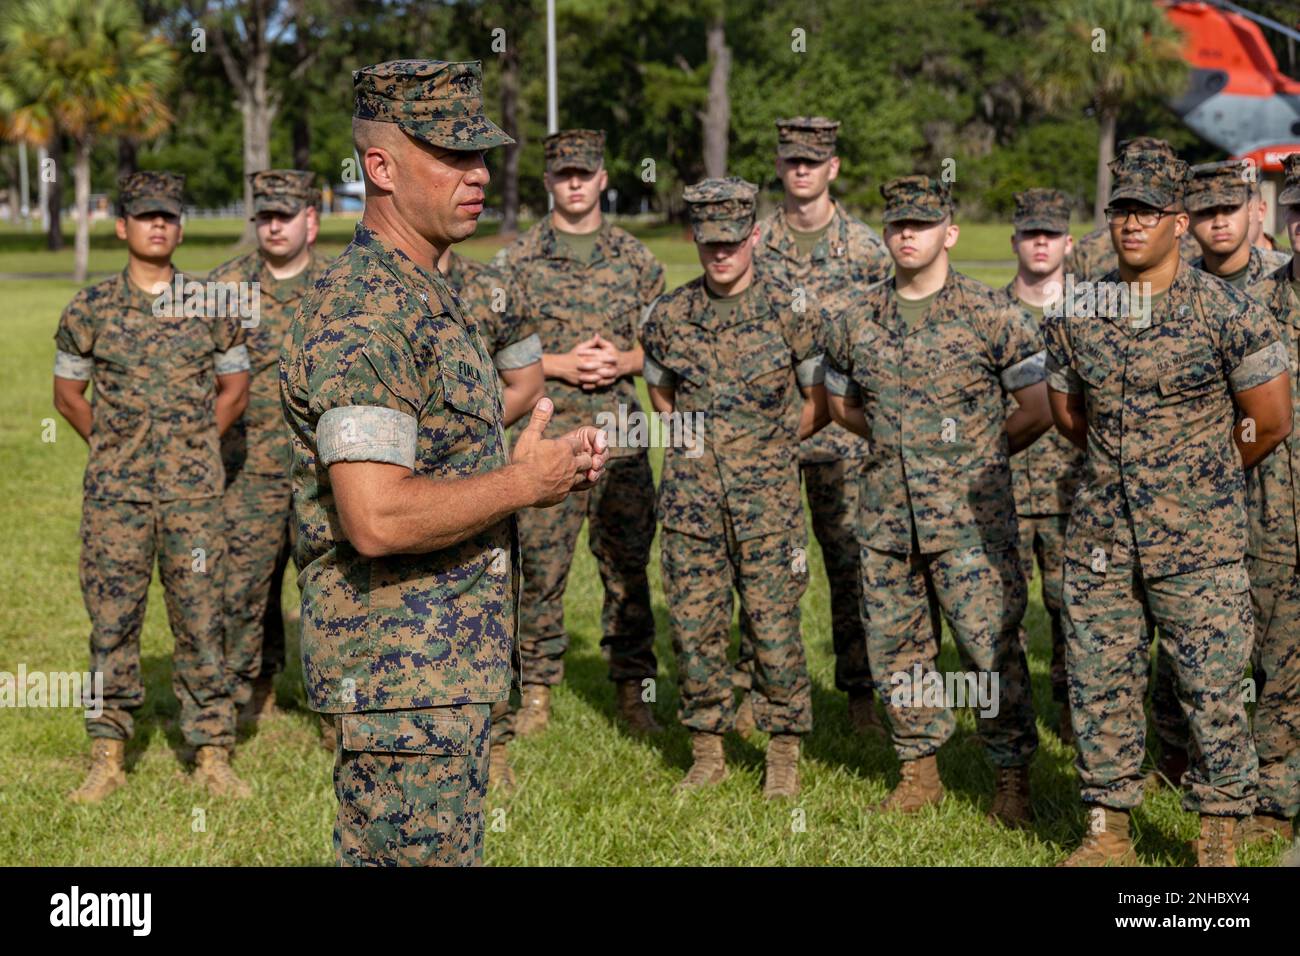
[1157,352,1219,404]
[340,708,471,755]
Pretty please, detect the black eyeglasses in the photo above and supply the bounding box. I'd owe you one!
[1104,205,1176,228]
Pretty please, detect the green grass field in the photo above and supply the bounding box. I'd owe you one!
[0,216,1287,866]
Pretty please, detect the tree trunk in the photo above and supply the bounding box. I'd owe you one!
[500,29,521,238]
[292,12,310,170]
[240,72,274,243]
[118,138,138,181]
[701,11,731,179]
[1094,107,1117,230]
[46,133,65,252]
[74,138,92,283]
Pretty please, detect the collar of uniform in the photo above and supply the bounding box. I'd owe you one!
[540,216,612,264]
[888,266,960,337]
[688,276,768,331]
[767,200,847,264]
[352,222,455,320]
[256,249,320,304]
[118,265,179,313]
[1263,257,1300,329]
[443,249,465,288]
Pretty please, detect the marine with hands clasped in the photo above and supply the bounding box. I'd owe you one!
[491,128,663,740]
[53,171,252,802]
[1002,188,1085,746]
[1044,142,1292,867]
[640,177,828,798]
[281,59,608,866]
[1236,152,1300,849]
[207,169,327,733]
[822,174,1052,828]
[748,116,892,740]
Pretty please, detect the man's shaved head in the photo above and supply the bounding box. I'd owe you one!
[352,117,410,193]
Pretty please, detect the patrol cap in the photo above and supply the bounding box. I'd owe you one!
[248,169,317,217]
[1279,153,1300,206]
[118,171,184,218]
[776,116,840,162]
[1115,136,1179,158]
[352,59,514,151]
[1108,146,1187,209]
[544,129,605,174]
[1013,188,1071,233]
[880,175,952,224]
[683,177,758,243]
[1184,160,1254,213]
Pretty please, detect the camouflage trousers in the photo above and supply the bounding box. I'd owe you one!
[334,703,491,867]
[662,520,813,735]
[736,458,876,697]
[222,471,292,708]
[1062,553,1258,815]
[79,496,235,747]
[863,544,1038,768]
[1245,557,1300,819]
[1017,513,1069,703]
[516,454,656,686]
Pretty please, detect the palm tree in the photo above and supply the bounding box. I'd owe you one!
[1029,0,1188,228]
[2,0,174,281]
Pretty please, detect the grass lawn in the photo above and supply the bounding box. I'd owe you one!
[0,217,1288,866]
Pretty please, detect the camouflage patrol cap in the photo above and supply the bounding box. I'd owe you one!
[118,171,184,217]
[248,169,317,217]
[1116,136,1179,158]
[1279,153,1300,206]
[683,177,758,243]
[544,129,605,174]
[880,175,952,224]
[353,59,514,150]
[1012,188,1071,232]
[1184,160,1254,213]
[1108,147,1187,209]
[776,116,840,162]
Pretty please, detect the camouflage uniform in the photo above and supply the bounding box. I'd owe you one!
[1152,163,1293,759]
[281,60,515,866]
[491,129,661,692]
[210,169,326,708]
[1239,155,1300,821]
[1005,189,1086,707]
[821,176,1043,769]
[54,171,248,747]
[752,116,891,699]
[1043,145,1288,816]
[640,177,819,735]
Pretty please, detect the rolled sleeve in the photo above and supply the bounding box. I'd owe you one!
[823,362,860,400]
[795,353,826,388]
[493,332,542,371]
[1001,349,1046,392]
[317,405,418,469]
[1229,339,1289,393]
[642,352,678,389]
[214,343,251,375]
[54,349,93,381]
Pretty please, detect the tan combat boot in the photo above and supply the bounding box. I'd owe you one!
[69,739,127,804]
[318,713,338,752]
[763,734,801,799]
[988,765,1033,828]
[194,745,252,798]
[515,685,551,737]
[1194,815,1238,867]
[489,741,516,793]
[1235,813,1294,848]
[874,754,944,813]
[615,680,662,736]
[675,732,728,792]
[848,693,887,739]
[733,692,756,737]
[1058,806,1138,867]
